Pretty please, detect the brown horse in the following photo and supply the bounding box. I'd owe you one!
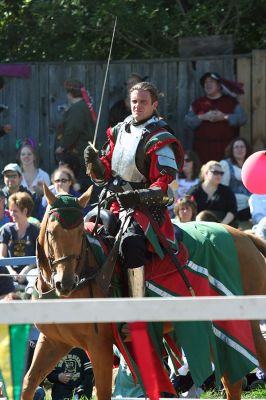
[21,184,266,400]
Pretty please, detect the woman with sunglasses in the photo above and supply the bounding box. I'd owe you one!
[220,137,252,225]
[188,160,237,227]
[39,166,81,220]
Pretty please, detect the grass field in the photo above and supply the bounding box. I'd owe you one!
[201,388,266,399]
[44,389,266,399]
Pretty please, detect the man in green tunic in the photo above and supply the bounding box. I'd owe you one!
[55,79,95,192]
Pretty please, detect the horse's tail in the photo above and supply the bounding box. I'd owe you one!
[246,232,266,257]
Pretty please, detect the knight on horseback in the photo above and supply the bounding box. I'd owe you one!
[84,81,184,298]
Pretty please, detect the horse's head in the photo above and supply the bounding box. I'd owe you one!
[39,184,93,296]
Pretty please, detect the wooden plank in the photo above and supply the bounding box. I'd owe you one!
[39,63,51,173]
[222,56,234,80]
[151,62,168,119]
[236,57,252,144]
[252,50,266,150]
[0,76,17,172]
[95,62,109,147]
[179,35,233,57]
[166,61,178,134]
[85,62,97,108]
[177,61,196,148]
[108,63,127,111]
[0,296,266,324]
[48,64,67,174]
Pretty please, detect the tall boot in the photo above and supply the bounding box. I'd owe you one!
[127,266,145,297]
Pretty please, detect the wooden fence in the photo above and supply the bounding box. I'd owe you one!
[0,50,265,177]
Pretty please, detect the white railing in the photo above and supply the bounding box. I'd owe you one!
[0,296,266,325]
[0,256,266,324]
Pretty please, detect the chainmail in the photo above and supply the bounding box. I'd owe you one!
[149,205,165,225]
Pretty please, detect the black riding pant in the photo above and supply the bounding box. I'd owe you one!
[120,219,149,269]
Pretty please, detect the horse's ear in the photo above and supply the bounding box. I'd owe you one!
[43,183,57,205]
[78,185,93,208]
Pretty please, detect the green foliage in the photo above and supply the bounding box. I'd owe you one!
[0,0,265,61]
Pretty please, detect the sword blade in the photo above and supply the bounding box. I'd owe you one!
[93,16,117,147]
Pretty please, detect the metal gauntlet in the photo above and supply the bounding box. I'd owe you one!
[138,187,171,207]
[84,143,105,181]
[90,158,105,181]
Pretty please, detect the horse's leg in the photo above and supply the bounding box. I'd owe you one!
[21,332,71,400]
[221,375,242,400]
[87,328,113,400]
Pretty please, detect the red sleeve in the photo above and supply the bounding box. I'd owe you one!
[99,127,115,181]
[148,151,174,193]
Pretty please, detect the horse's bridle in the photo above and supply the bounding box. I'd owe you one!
[44,206,87,289]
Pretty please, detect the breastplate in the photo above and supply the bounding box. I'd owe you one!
[111,123,146,183]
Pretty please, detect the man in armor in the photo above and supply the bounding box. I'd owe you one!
[84,81,184,298]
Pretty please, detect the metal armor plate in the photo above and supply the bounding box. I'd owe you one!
[111,120,153,183]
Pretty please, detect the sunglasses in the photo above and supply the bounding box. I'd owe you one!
[184,157,192,162]
[210,170,224,176]
[54,178,70,183]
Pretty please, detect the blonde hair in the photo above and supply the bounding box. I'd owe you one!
[200,160,222,181]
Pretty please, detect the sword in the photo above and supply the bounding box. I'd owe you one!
[86,16,117,174]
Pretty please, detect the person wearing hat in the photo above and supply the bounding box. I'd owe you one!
[184,72,247,164]
[55,79,95,193]
[1,163,41,220]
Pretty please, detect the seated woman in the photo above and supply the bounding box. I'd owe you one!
[172,196,197,223]
[0,192,39,284]
[39,166,84,220]
[168,150,201,218]
[17,138,51,196]
[188,160,237,227]
[220,137,252,223]
[176,150,201,199]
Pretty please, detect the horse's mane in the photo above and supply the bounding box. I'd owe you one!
[38,207,49,247]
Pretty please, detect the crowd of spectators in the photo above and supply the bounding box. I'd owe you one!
[171,70,266,238]
[171,137,263,233]
[0,70,266,400]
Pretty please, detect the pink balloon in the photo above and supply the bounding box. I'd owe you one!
[241,150,266,194]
